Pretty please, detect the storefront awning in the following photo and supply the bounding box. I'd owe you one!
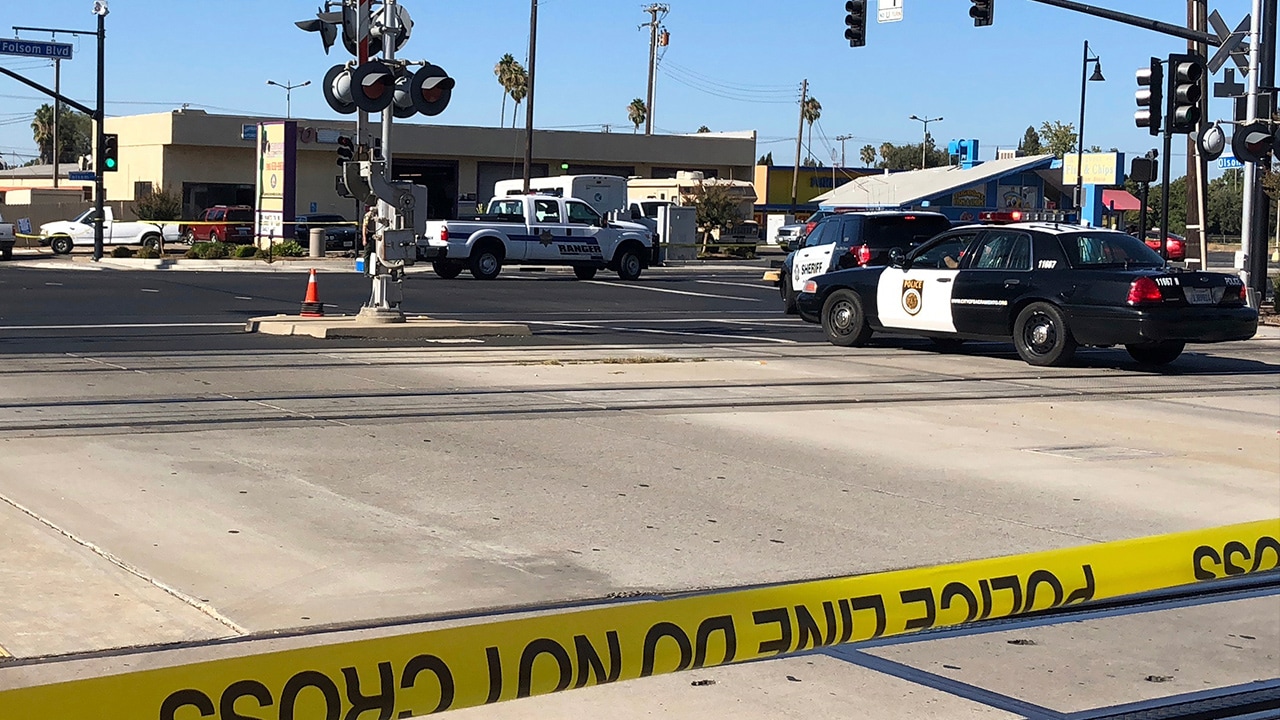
[1101,189,1141,212]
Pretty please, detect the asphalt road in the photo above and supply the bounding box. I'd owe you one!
[0,262,1277,719]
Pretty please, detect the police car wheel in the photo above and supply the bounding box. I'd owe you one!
[432,260,463,279]
[573,265,598,280]
[821,289,873,347]
[780,273,798,315]
[1124,341,1184,366]
[616,249,643,280]
[469,248,503,280]
[1013,302,1077,367]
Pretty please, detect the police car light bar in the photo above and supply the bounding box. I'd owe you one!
[979,209,1069,224]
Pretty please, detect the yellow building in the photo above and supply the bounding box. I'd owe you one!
[98,110,757,222]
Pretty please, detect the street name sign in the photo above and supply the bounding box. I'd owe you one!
[0,39,73,59]
[1218,156,1244,170]
[68,171,97,181]
[878,0,903,23]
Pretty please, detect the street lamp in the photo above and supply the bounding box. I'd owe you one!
[266,79,311,119]
[1075,40,1105,213]
[908,114,942,168]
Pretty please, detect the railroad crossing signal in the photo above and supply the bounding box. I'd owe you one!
[1134,58,1163,137]
[336,135,354,166]
[1166,52,1205,135]
[969,0,994,27]
[845,1,867,47]
[102,133,118,172]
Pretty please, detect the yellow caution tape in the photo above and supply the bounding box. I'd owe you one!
[0,519,1275,719]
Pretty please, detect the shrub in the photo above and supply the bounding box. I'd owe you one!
[270,240,306,257]
[184,248,200,259]
[232,244,257,258]
[254,247,270,260]
[199,242,230,259]
[110,246,134,258]
[133,187,182,221]
[136,247,160,259]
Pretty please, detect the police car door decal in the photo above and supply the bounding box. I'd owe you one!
[792,245,837,291]
[877,267,960,333]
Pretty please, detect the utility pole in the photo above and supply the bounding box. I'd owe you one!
[790,78,808,213]
[93,3,106,262]
[641,4,668,136]
[522,0,538,192]
[836,133,854,167]
[1186,0,1210,267]
[52,58,60,189]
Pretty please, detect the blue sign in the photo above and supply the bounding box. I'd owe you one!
[1218,156,1244,170]
[242,124,257,141]
[68,171,96,181]
[0,39,73,59]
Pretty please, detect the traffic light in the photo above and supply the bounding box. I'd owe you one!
[844,1,866,47]
[1166,52,1205,134]
[1134,57,1163,137]
[336,136,354,166]
[970,0,994,27]
[102,133,118,172]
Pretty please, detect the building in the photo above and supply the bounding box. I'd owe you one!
[99,110,757,222]
[751,164,877,220]
[812,153,1065,223]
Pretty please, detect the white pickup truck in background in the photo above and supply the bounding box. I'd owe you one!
[419,195,654,280]
[0,212,15,261]
[39,207,181,255]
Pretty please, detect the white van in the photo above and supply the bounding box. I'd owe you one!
[493,175,627,217]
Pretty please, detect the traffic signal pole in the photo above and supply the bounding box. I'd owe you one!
[93,8,105,261]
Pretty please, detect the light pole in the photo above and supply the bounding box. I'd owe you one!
[908,114,942,168]
[266,79,310,119]
[1075,40,1104,214]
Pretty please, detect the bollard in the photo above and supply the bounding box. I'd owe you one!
[309,228,325,258]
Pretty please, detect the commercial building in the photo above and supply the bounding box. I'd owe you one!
[97,110,757,222]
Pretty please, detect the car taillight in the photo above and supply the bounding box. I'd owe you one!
[1224,282,1246,305]
[1126,277,1164,305]
[857,243,871,266]
[802,280,817,293]
[440,227,449,242]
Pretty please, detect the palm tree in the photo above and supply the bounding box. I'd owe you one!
[801,97,821,164]
[493,53,517,126]
[627,99,647,134]
[860,144,876,166]
[508,63,528,129]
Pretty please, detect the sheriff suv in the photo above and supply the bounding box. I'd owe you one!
[182,205,254,245]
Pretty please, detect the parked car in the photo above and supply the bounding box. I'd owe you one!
[182,205,254,245]
[39,206,181,254]
[795,223,1256,367]
[773,211,953,314]
[775,210,835,249]
[294,214,357,252]
[1144,230,1186,261]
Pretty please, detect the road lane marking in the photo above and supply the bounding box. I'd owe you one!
[235,296,253,300]
[44,282,63,286]
[0,322,245,331]
[697,280,778,291]
[532,320,797,344]
[583,280,761,302]
[140,288,160,293]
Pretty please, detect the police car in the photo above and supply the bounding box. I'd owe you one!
[794,222,1258,367]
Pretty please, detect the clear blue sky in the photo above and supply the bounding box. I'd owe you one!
[0,1,1257,171]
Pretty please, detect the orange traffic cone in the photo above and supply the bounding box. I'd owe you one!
[300,269,324,317]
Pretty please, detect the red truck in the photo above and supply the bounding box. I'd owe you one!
[181,205,254,245]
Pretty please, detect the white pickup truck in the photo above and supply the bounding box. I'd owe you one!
[39,207,181,255]
[419,195,654,280]
[0,212,14,261]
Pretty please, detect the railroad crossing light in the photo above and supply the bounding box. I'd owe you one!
[350,61,397,113]
[322,64,357,115]
[336,136,354,166]
[969,0,994,27]
[1231,121,1275,164]
[295,11,341,54]
[844,0,867,47]
[409,63,455,117]
[102,133,118,172]
[340,2,382,57]
[1134,57,1163,137]
[1166,52,1205,134]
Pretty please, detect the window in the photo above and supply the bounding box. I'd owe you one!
[835,216,861,245]
[803,220,836,246]
[566,201,600,225]
[971,231,1031,271]
[863,215,952,249]
[133,181,153,198]
[533,200,561,223]
[1058,231,1163,268]
[490,200,523,217]
[911,233,974,269]
[227,209,253,222]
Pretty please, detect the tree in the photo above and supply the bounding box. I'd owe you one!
[696,125,711,133]
[801,97,821,163]
[860,144,876,166]
[627,98,647,134]
[875,141,947,170]
[507,63,528,128]
[1038,120,1077,159]
[1018,126,1043,155]
[690,182,743,250]
[31,104,92,165]
[757,151,774,165]
[134,187,182,221]
[493,53,518,127]
[1207,169,1244,237]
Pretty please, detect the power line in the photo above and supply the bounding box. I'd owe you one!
[658,67,798,104]
[659,59,797,94]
